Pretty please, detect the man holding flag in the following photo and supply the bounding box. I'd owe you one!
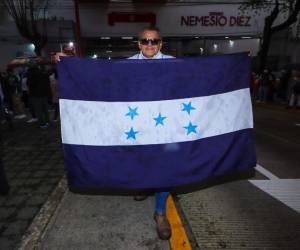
[56,27,174,240]
[128,27,174,240]
[58,27,256,244]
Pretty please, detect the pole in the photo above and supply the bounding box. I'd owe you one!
[74,0,83,56]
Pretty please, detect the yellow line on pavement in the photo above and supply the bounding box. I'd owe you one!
[167,195,192,250]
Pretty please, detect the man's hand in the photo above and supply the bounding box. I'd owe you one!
[52,52,68,63]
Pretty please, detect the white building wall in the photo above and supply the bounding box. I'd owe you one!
[75,3,267,37]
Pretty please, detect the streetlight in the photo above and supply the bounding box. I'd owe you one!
[29,43,35,51]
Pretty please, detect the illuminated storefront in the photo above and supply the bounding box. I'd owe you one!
[0,0,299,69]
[69,1,264,58]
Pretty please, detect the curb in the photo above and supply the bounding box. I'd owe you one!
[16,177,68,250]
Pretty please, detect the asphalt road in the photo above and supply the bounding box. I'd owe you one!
[253,105,300,178]
[176,104,300,250]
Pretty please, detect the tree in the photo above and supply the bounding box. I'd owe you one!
[3,0,50,56]
[241,0,300,72]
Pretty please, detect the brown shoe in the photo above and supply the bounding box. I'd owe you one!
[153,213,171,240]
[133,195,148,201]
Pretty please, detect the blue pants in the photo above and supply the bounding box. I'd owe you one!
[258,86,269,102]
[155,192,169,214]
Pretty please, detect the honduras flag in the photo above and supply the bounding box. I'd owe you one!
[59,53,256,189]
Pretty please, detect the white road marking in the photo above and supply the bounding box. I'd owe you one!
[249,164,300,213]
[249,179,300,213]
[254,164,279,180]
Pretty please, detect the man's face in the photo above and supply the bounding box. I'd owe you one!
[138,30,162,58]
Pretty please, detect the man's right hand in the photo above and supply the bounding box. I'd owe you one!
[53,52,68,63]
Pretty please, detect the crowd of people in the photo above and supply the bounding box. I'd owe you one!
[1,63,299,131]
[251,68,300,108]
[0,63,59,129]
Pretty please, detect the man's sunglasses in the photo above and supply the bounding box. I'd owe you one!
[139,38,162,45]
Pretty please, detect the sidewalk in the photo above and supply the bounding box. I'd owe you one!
[21,179,170,250]
[0,119,64,250]
[18,172,300,250]
[38,192,169,250]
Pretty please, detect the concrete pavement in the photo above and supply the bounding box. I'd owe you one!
[21,170,300,250]
[0,119,64,250]
[177,179,300,249]
[37,190,170,250]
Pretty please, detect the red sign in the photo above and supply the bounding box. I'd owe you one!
[108,12,156,26]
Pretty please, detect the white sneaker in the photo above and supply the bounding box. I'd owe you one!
[14,114,27,119]
[27,118,38,123]
[39,123,49,129]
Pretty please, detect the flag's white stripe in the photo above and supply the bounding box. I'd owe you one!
[60,88,253,146]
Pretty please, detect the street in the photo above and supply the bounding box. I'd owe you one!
[176,104,300,249]
[0,104,300,250]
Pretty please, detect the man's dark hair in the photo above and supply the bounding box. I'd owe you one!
[138,26,161,40]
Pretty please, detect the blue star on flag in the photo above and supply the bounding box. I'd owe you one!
[184,122,198,135]
[153,113,167,126]
[126,106,138,120]
[125,127,138,140]
[182,101,195,115]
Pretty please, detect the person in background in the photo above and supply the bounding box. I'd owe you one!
[0,73,5,124]
[21,71,29,108]
[49,68,59,121]
[21,70,38,123]
[0,131,9,196]
[27,64,50,129]
[0,72,13,128]
[286,70,297,104]
[7,68,26,119]
[250,72,258,100]
[287,69,300,109]
[277,69,290,103]
[1,80,10,189]
[257,69,274,103]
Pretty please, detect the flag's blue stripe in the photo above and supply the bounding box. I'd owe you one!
[58,53,251,102]
[63,129,256,189]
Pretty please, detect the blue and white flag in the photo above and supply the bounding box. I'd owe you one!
[59,53,256,189]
